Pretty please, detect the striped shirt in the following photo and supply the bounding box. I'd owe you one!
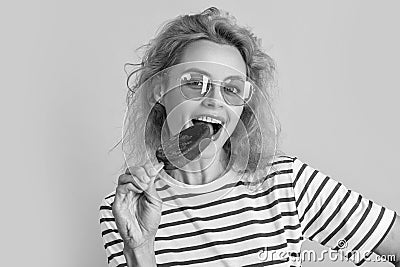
[99,156,396,266]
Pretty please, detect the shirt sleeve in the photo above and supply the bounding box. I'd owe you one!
[291,157,397,265]
[99,193,127,267]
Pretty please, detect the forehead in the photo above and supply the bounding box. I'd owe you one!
[176,40,247,79]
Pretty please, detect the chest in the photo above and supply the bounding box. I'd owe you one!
[154,187,303,266]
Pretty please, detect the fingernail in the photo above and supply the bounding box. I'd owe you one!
[149,168,157,176]
[156,163,164,172]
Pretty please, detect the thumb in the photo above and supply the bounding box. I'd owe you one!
[145,163,163,204]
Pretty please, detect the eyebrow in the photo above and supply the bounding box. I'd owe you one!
[182,67,245,81]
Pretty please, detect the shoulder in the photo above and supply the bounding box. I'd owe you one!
[270,155,312,179]
[271,154,297,167]
[262,154,313,187]
[247,155,298,187]
[269,154,297,175]
[99,191,116,211]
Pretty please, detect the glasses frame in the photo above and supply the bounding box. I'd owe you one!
[177,72,255,106]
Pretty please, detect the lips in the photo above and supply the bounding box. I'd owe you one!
[192,119,221,134]
[211,125,223,141]
[182,114,227,142]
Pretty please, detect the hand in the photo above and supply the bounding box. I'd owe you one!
[112,161,164,250]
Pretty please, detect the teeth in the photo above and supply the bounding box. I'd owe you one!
[193,116,223,125]
[188,120,194,129]
[183,120,194,130]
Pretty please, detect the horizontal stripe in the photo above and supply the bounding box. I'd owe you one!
[266,242,288,251]
[237,258,290,267]
[272,159,294,165]
[162,179,293,216]
[161,181,239,202]
[287,236,303,243]
[105,194,115,200]
[276,155,296,161]
[156,184,170,192]
[104,238,123,249]
[108,250,123,263]
[159,196,295,229]
[233,169,293,188]
[100,217,115,223]
[156,227,298,255]
[284,224,301,231]
[161,169,291,202]
[262,169,293,182]
[102,228,119,236]
[160,161,293,198]
[158,246,289,266]
[156,211,298,241]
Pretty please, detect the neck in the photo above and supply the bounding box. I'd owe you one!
[167,149,229,185]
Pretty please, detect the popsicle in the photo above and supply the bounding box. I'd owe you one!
[156,122,213,170]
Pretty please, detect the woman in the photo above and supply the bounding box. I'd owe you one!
[100,7,399,267]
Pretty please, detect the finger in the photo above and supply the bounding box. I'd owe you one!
[116,182,143,195]
[130,167,151,183]
[155,162,164,173]
[119,172,148,186]
[118,174,149,191]
[144,162,164,177]
[145,175,162,205]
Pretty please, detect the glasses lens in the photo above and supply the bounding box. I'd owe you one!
[180,72,209,99]
[180,72,253,106]
[220,79,252,106]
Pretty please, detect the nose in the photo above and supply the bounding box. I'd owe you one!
[202,83,224,108]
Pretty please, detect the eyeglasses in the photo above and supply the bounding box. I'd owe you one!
[178,71,254,106]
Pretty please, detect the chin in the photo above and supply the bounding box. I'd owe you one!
[200,134,229,160]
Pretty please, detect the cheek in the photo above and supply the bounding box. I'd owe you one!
[162,93,194,135]
[219,107,243,144]
[227,107,243,133]
[165,108,184,135]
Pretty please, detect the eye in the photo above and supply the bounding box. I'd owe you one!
[181,73,208,90]
[185,80,204,89]
[222,79,245,96]
[223,85,241,95]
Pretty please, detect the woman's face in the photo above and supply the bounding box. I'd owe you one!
[159,40,247,157]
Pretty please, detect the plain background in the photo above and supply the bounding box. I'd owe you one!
[1,1,399,266]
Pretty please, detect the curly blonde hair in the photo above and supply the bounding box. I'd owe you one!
[121,7,281,178]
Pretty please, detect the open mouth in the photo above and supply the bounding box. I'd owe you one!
[191,119,223,140]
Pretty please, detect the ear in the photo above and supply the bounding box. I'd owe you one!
[148,76,166,105]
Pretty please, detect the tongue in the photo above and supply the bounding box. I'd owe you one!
[155,121,213,170]
[193,120,214,135]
